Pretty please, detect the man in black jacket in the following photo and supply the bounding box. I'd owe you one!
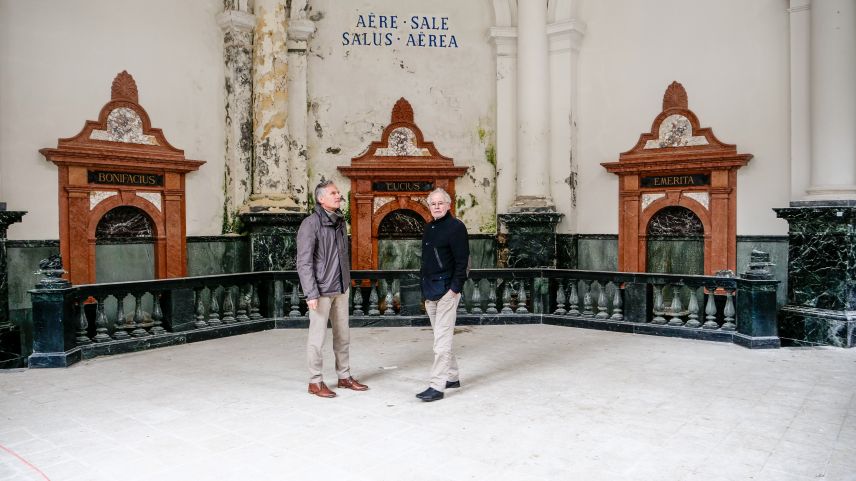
[296,180,368,398]
[416,188,469,402]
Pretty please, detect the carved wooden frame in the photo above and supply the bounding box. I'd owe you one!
[40,71,204,285]
[602,82,752,275]
[339,98,468,270]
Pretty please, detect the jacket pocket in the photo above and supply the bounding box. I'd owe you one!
[422,274,449,301]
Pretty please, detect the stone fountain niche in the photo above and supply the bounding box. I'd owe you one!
[40,71,204,285]
[339,98,468,270]
[602,82,752,275]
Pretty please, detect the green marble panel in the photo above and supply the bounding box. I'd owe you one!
[646,238,704,275]
[95,243,155,283]
[377,237,496,270]
[577,237,617,271]
[187,238,250,276]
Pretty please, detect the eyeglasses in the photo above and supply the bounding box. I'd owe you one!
[429,202,448,208]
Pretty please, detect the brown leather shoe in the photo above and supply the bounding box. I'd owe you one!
[308,382,336,398]
[337,377,369,391]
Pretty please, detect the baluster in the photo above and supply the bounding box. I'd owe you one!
[208,286,222,326]
[667,285,685,326]
[721,288,736,331]
[458,281,468,315]
[702,289,719,329]
[500,282,513,314]
[222,287,236,323]
[568,281,580,316]
[250,284,262,320]
[368,281,380,316]
[651,284,667,324]
[595,282,609,319]
[131,293,150,337]
[485,280,498,314]
[383,279,395,316]
[194,288,208,328]
[150,292,166,335]
[113,294,131,340]
[352,283,365,316]
[516,280,529,314]
[236,285,250,322]
[684,287,701,328]
[471,279,483,314]
[93,295,111,342]
[75,300,92,346]
[289,283,302,318]
[610,283,624,321]
[582,281,594,317]
[554,283,567,315]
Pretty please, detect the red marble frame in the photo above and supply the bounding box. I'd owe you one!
[40,71,204,285]
[339,98,468,270]
[602,82,752,275]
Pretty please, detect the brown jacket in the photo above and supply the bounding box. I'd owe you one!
[296,204,351,300]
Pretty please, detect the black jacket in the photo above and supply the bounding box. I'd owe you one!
[420,211,469,301]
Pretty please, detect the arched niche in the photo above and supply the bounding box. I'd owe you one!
[602,82,752,275]
[94,206,157,283]
[339,98,468,270]
[645,205,705,275]
[377,209,427,270]
[40,71,204,284]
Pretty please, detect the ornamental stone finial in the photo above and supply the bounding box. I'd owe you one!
[111,71,139,103]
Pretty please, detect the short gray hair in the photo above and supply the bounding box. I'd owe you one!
[427,188,451,205]
[314,180,335,202]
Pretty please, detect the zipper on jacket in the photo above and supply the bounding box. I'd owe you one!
[433,247,443,269]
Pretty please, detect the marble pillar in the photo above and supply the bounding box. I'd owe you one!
[498,212,562,268]
[775,206,855,347]
[217,4,255,233]
[239,212,307,272]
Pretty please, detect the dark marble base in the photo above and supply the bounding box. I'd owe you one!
[240,212,308,271]
[498,212,563,268]
[542,316,738,344]
[778,306,855,348]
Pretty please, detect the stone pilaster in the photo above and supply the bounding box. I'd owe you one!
[803,0,856,202]
[247,0,296,212]
[286,14,315,209]
[217,6,255,232]
[489,27,517,216]
[513,0,552,211]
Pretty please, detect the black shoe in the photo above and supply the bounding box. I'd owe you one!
[416,387,444,402]
[445,380,461,389]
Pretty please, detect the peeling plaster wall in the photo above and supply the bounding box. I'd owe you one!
[305,0,497,233]
[0,0,226,240]
[575,0,790,235]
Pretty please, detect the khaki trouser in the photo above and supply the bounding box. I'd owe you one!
[307,289,350,383]
[425,290,460,392]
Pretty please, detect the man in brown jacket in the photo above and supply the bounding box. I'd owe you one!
[296,180,368,398]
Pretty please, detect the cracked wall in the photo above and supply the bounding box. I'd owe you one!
[304,0,497,233]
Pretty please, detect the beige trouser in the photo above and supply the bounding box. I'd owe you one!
[425,290,460,392]
[307,289,350,383]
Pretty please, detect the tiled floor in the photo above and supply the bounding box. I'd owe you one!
[1,325,855,481]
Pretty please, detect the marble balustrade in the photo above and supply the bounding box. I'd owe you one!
[27,268,780,367]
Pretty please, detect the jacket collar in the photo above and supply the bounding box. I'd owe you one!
[430,210,452,224]
[315,203,343,227]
